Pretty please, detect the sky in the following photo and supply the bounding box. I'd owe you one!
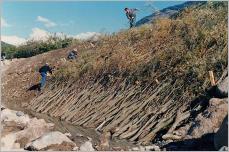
[1,1,186,46]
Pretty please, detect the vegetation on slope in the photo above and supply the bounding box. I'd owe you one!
[55,1,227,97]
[1,35,75,59]
[1,41,16,58]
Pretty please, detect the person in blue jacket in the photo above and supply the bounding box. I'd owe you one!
[38,63,52,91]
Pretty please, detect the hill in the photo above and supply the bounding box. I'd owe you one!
[136,1,206,26]
[2,1,228,150]
[1,41,15,48]
[1,41,16,58]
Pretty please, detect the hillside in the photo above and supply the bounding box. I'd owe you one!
[1,41,16,58]
[136,1,206,26]
[1,41,14,48]
[2,1,228,151]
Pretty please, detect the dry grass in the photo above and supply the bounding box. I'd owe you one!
[54,2,227,91]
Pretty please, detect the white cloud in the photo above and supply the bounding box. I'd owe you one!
[1,17,10,28]
[1,28,50,46]
[2,27,101,46]
[36,16,56,28]
[73,32,101,41]
[1,35,26,46]
[29,27,50,41]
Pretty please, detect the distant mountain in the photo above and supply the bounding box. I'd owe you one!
[1,41,16,58]
[1,41,15,48]
[136,1,207,27]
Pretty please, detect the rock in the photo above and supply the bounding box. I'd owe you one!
[214,115,228,150]
[112,146,123,151]
[218,146,228,151]
[1,133,17,150]
[64,132,72,137]
[210,98,228,107]
[16,118,54,142]
[162,134,182,140]
[216,76,228,98]
[187,98,228,138]
[139,146,145,151]
[171,125,191,139]
[132,147,140,151]
[172,130,182,136]
[16,111,24,117]
[13,143,20,149]
[25,131,76,151]
[2,117,54,149]
[1,109,30,128]
[166,139,174,143]
[73,146,79,151]
[145,145,161,151]
[80,141,95,151]
[1,133,24,151]
[99,131,111,150]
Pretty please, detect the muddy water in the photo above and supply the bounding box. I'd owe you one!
[3,101,136,150]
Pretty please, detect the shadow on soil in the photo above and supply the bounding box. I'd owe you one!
[27,83,41,91]
[163,133,216,151]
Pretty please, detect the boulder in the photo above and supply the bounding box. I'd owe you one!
[99,131,111,150]
[73,146,79,151]
[145,145,161,151]
[16,111,24,117]
[132,147,140,151]
[162,133,182,140]
[25,131,76,151]
[15,118,54,145]
[80,141,95,151]
[189,98,228,138]
[1,133,17,150]
[1,109,30,128]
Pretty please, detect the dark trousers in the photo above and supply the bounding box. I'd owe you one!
[129,14,136,28]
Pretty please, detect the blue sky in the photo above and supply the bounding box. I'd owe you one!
[1,1,186,45]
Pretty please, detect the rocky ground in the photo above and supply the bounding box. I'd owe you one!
[1,106,164,151]
[1,107,77,151]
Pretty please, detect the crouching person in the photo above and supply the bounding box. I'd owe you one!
[67,48,78,60]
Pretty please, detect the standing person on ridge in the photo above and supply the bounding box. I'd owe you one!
[124,7,138,28]
[38,63,53,91]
